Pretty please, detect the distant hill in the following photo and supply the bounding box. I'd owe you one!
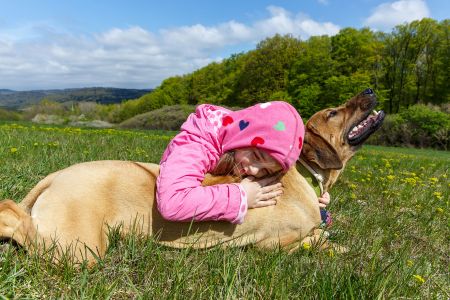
[0,89,16,95]
[0,87,153,109]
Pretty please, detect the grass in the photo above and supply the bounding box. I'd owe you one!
[0,121,448,299]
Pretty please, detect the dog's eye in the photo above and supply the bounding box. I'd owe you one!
[327,110,338,118]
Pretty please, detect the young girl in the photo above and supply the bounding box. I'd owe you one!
[157,101,330,224]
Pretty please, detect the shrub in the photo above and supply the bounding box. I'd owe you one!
[369,104,449,150]
[400,104,449,135]
[369,114,412,147]
[119,105,196,130]
[23,99,68,120]
[0,108,22,121]
[77,101,99,118]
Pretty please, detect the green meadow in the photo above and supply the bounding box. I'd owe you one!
[0,122,448,299]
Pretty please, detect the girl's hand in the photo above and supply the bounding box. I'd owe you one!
[318,192,330,208]
[240,175,283,208]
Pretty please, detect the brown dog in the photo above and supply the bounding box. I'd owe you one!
[0,89,384,263]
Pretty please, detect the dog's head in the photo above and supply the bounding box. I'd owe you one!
[300,88,385,186]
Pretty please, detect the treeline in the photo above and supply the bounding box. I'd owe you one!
[111,18,449,122]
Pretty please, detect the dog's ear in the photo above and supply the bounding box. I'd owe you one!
[301,130,343,170]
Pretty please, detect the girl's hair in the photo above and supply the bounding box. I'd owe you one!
[210,149,283,177]
[210,151,236,176]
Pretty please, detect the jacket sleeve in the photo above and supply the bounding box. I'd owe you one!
[156,137,247,224]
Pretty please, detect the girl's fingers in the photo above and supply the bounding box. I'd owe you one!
[318,192,330,205]
[318,203,327,208]
[261,183,282,193]
[260,190,283,200]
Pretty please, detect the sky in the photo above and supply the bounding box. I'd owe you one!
[0,0,448,91]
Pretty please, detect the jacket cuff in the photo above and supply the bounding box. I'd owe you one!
[231,183,248,224]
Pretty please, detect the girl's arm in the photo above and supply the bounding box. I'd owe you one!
[157,141,246,224]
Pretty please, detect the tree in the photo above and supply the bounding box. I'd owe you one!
[382,18,448,113]
[235,34,303,105]
[106,18,448,121]
[331,27,382,78]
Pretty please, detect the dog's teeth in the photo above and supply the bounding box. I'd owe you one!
[372,110,378,116]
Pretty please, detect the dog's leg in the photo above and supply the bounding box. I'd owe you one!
[291,229,347,254]
[296,229,330,251]
[274,229,347,254]
[0,199,38,248]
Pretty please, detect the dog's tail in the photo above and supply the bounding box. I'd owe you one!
[18,170,59,213]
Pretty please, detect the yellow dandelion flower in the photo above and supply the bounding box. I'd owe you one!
[386,175,395,181]
[10,147,18,153]
[436,208,444,214]
[350,193,357,199]
[302,242,311,250]
[349,184,357,190]
[433,192,443,200]
[429,177,439,184]
[407,260,414,267]
[412,275,425,284]
[403,178,417,186]
[328,249,335,258]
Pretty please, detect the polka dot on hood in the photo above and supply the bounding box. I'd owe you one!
[219,101,305,171]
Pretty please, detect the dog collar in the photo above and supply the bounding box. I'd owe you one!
[297,158,324,196]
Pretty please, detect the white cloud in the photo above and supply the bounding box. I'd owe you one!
[364,0,430,30]
[254,7,339,39]
[0,6,340,90]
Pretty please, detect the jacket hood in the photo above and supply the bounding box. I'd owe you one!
[219,101,305,171]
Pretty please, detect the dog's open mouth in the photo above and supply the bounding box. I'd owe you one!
[348,110,385,145]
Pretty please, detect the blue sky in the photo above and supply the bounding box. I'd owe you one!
[0,0,448,90]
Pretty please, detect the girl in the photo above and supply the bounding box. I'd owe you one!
[157,101,330,224]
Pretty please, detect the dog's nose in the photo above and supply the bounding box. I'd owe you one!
[362,88,374,95]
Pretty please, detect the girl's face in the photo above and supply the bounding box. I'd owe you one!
[233,148,282,178]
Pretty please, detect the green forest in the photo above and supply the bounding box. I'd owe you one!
[111,18,448,122]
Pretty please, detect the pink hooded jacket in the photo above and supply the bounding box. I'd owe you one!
[156,101,305,224]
